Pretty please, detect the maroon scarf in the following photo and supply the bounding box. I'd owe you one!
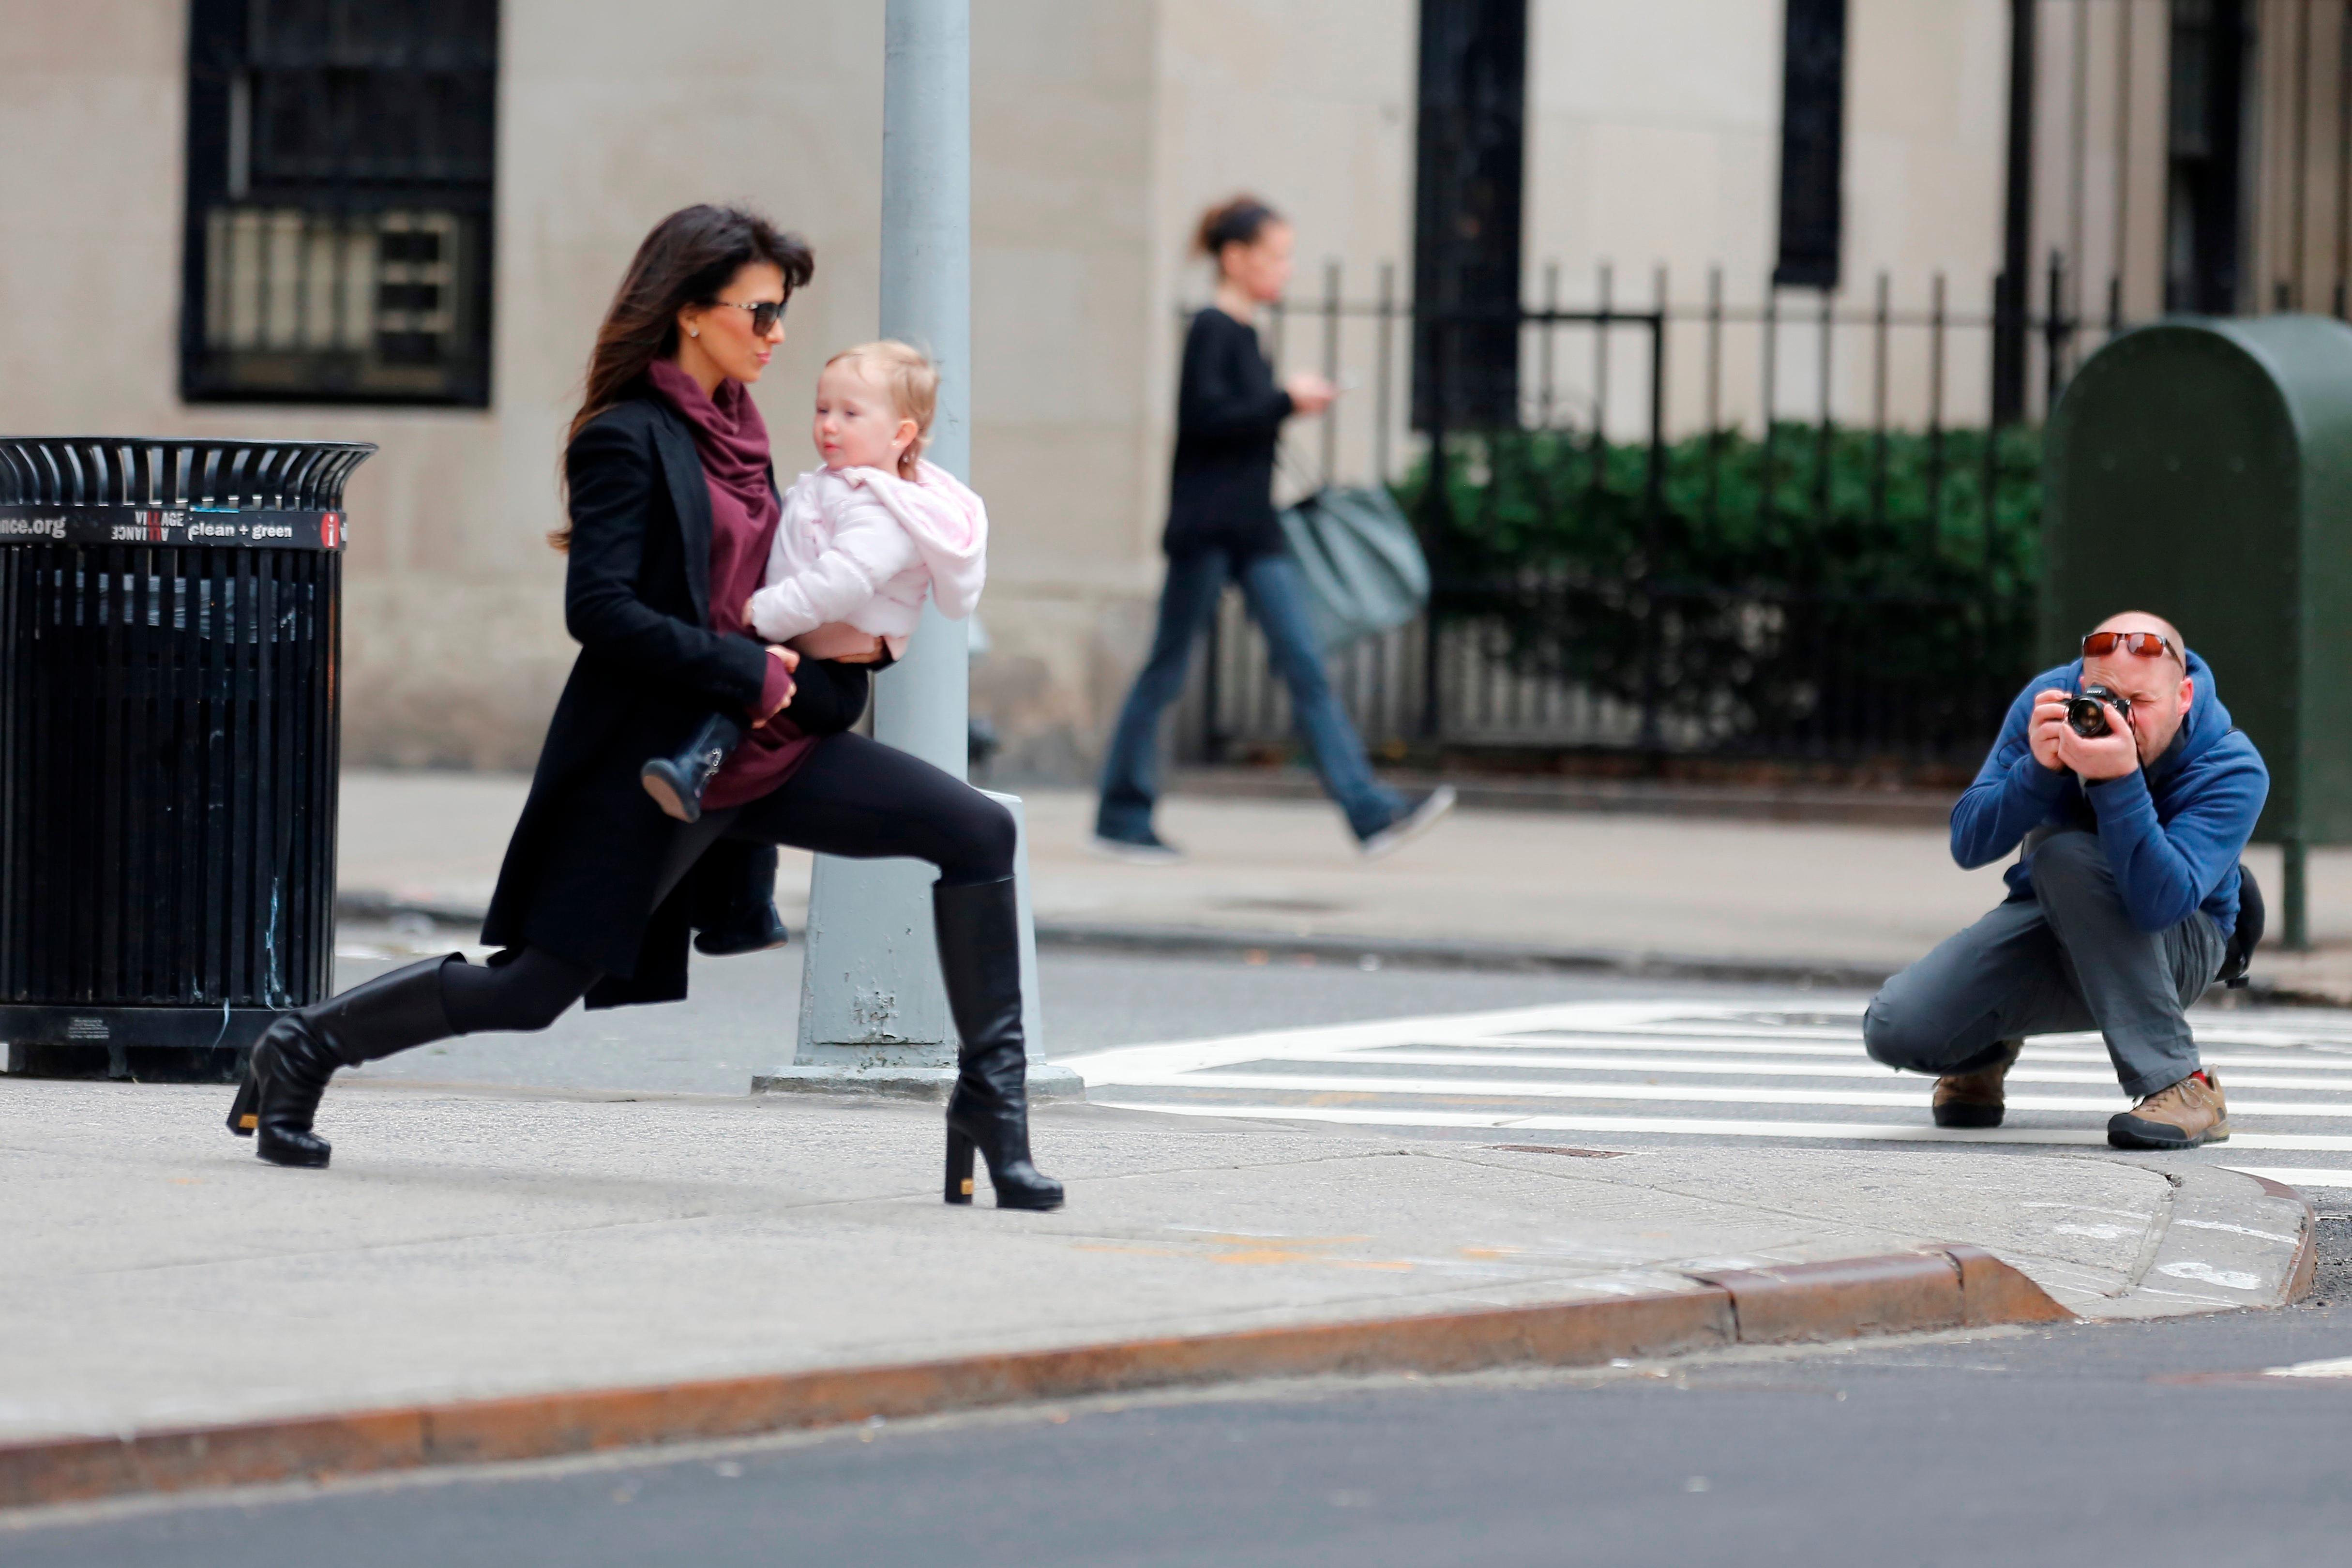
[646,361,814,808]
[646,360,780,639]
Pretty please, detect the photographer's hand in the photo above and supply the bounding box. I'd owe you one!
[2056,700,2140,781]
[2028,690,2073,771]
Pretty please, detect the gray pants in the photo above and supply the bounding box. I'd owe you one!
[1863,830,2225,1100]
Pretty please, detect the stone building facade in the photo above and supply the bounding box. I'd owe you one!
[2,1,2337,774]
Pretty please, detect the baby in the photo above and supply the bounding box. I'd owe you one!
[641,340,988,821]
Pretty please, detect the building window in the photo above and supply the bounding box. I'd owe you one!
[181,0,498,407]
[1774,0,1846,291]
[1413,0,1529,430]
[2166,0,2247,313]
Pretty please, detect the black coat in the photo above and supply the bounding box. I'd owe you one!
[480,388,776,1006]
[1161,307,1295,560]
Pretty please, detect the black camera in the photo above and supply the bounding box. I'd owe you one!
[2066,684,2133,739]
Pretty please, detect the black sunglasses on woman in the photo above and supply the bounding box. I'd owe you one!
[709,298,788,334]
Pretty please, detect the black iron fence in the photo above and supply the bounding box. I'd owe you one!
[1178,259,2121,778]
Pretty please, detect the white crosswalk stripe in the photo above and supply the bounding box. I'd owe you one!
[1058,998,2352,1188]
[1106,1069,2352,1119]
[1338,1050,2352,1092]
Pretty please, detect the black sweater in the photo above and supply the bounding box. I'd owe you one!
[1162,307,1294,559]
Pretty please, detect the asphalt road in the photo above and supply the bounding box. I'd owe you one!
[10,1221,2347,1568]
[332,924,1746,1097]
[334,924,2352,1197]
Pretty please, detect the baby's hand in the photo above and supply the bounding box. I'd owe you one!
[744,594,793,651]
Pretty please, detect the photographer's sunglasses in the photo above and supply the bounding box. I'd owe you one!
[710,298,789,334]
[2081,630,2178,661]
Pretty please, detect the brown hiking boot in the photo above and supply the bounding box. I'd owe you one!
[1932,1040,2022,1128]
[2108,1070,2230,1150]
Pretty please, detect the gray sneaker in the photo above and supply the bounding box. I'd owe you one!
[1357,785,1457,860]
[1090,830,1186,866]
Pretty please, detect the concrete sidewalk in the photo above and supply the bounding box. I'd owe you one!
[337,770,2352,999]
[0,1075,2316,1503]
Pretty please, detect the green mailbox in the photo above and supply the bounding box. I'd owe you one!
[2044,314,2352,948]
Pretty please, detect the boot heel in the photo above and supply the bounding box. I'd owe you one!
[945,1128,976,1205]
[226,1071,259,1137]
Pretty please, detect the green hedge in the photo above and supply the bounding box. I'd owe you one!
[1391,424,2045,754]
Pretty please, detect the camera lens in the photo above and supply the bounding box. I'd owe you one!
[2066,696,2110,738]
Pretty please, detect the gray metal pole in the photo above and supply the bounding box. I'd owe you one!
[767,0,1076,1103]
[874,0,974,776]
[791,0,970,1068]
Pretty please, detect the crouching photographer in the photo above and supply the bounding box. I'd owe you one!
[1863,612,2269,1149]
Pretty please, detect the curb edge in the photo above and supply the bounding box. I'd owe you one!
[2244,1173,2322,1304]
[0,1245,2068,1513]
[2073,1162,2323,1320]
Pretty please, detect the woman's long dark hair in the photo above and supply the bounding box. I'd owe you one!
[550,204,814,550]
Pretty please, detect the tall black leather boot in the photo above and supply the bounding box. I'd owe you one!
[690,843,792,956]
[933,876,1063,1210]
[641,711,745,824]
[226,954,462,1168]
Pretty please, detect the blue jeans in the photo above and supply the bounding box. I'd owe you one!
[1096,548,1405,842]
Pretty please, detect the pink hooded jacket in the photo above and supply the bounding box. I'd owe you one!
[744,459,988,660]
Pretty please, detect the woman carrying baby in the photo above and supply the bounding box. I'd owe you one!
[223,204,1061,1211]
[638,340,984,824]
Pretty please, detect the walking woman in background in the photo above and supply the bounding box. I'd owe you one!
[223,204,1060,1210]
[1092,195,1453,863]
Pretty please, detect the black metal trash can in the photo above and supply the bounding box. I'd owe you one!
[0,436,374,1081]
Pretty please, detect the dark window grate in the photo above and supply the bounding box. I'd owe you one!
[1412,0,1529,431]
[1775,0,1847,291]
[181,0,498,407]
[2165,0,2248,314]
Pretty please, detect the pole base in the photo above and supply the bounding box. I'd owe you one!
[749,1062,1086,1103]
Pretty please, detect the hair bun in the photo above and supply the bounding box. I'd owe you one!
[1193,195,1278,257]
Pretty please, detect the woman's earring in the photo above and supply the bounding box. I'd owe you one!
[688,327,700,338]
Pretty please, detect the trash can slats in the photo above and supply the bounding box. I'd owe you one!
[0,436,372,1080]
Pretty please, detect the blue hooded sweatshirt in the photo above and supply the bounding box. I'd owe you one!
[1949,650,2268,935]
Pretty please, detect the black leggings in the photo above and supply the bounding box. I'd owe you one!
[441,732,1014,1036]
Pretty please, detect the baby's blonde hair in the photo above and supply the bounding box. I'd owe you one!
[826,339,938,479]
